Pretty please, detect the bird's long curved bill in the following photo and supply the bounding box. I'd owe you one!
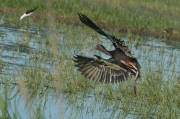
[79,46,96,54]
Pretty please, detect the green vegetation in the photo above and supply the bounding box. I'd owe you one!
[0,0,180,118]
[0,0,180,32]
[0,11,180,118]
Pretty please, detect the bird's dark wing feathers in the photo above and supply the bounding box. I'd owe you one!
[78,13,134,58]
[74,55,132,83]
[26,8,37,14]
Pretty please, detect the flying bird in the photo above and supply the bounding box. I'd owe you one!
[19,8,37,22]
[73,13,141,95]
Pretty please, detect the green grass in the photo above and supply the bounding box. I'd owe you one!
[0,3,180,118]
[0,0,180,32]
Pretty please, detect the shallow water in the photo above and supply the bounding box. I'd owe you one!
[0,14,180,118]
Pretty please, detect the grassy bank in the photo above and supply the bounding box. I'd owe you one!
[0,11,180,118]
[0,0,180,32]
[0,0,180,118]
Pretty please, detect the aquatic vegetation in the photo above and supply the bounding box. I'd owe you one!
[0,0,180,32]
[0,4,180,118]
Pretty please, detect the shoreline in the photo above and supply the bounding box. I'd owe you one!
[0,6,180,41]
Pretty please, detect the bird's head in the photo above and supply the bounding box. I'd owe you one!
[95,44,106,50]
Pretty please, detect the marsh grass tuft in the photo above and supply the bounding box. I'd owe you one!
[0,0,180,32]
[0,4,180,118]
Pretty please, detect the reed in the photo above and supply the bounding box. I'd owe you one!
[0,0,180,32]
[0,3,180,118]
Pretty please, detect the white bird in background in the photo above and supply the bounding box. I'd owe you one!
[20,8,37,22]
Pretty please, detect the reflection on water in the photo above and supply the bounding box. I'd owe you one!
[0,14,180,118]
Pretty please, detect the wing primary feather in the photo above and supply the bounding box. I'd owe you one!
[85,68,96,79]
[82,66,94,76]
[89,67,98,80]
[79,65,93,72]
[93,69,100,82]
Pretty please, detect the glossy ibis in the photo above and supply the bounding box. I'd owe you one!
[20,8,37,22]
[74,13,141,95]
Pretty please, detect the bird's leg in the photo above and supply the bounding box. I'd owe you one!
[133,71,138,95]
[132,65,137,70]
[32,16,35,23]
[131,65,138,95]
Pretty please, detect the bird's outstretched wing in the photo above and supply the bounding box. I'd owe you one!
[26,8,37,14]
[74,55,132,83]
[78,13,134,58]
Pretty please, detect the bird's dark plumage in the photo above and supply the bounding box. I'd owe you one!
[78,13,134,58]
[26,8,37,14]
[20,8,37,20]
[74,13,141,94]
[74,55,133,83]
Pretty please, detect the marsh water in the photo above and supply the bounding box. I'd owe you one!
[0,14,180,118]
